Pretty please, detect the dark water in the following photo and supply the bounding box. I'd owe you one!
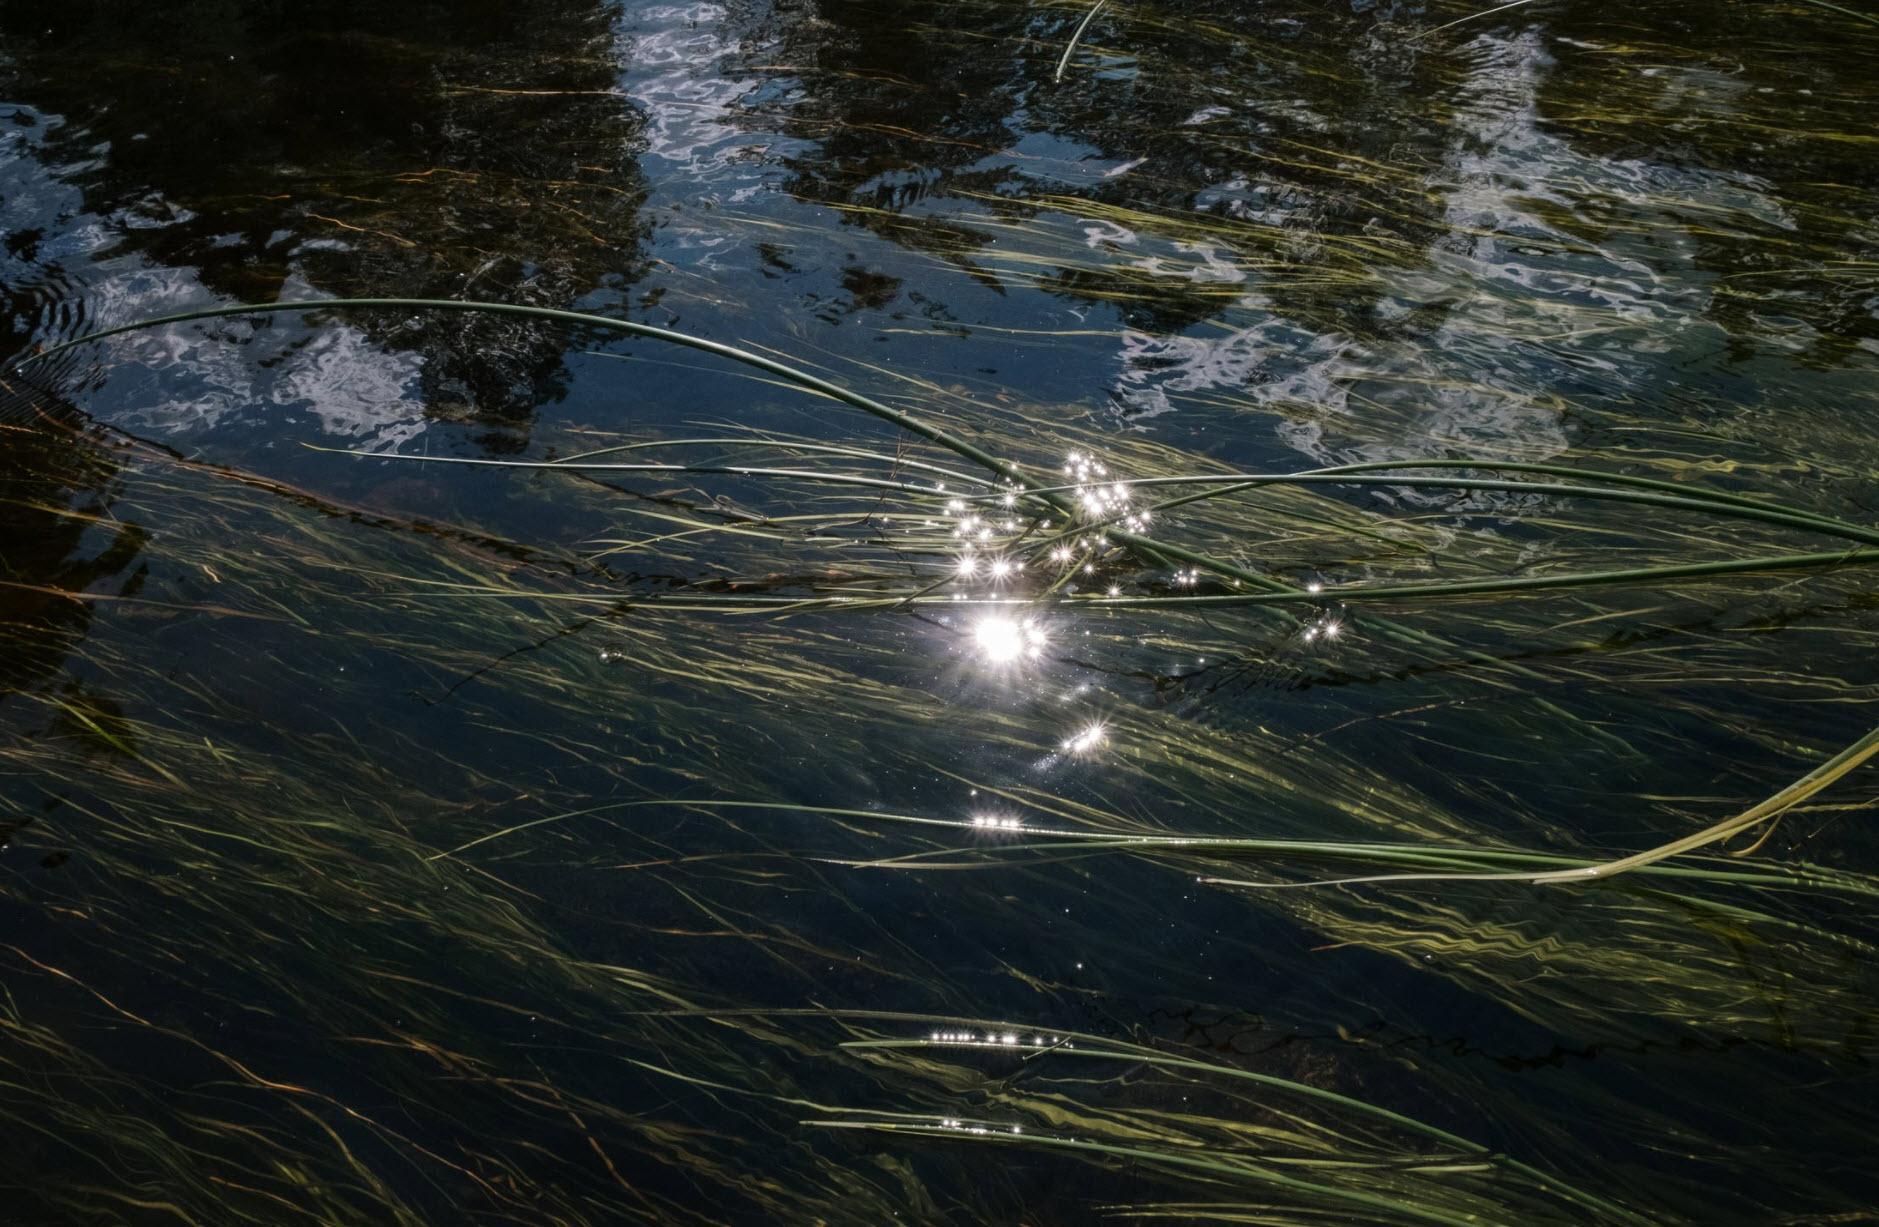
[3,1,1878,1222]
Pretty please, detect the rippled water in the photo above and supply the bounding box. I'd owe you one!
[3,1,1878,1222]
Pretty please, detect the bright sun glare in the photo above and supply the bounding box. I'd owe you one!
[973,615,1047,665]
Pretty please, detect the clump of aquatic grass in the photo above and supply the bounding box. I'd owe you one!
[26,297,1879,609]
[10,289,1879,1224]
[25,297,1879,885]
[7,0,1879,1220]
[820,1015,1655,1225]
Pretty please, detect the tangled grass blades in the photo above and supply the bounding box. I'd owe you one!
[25,298,1879,614]
[14,294,1879,1222]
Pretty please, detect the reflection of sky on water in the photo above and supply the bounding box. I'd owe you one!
[623,1,824,189]
[619,0,814,272]
[0,111,434,449]
[60,265,429,445]
[9,4,1872,482]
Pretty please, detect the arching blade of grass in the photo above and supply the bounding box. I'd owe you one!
[349,450,1879,551]
[1315,458,1874,536]
[372,548,1879,611]
[20,298,1309,609]
[425,797,1879,902]
[548,434,999,490]
[1055,0,1111,82]
[18,298,1060,515]
[1791,0,1879,28]
[1202,724,1879,891]
[1413,0,1543,40]
[302,446,963,501]
[1013,468,1879,550]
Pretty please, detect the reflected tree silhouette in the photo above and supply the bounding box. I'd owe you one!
[0,0,652,437]
[0,372,142,701]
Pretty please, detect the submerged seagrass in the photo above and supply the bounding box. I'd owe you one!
[2,0,1878,1223]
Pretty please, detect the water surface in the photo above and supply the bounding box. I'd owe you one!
[2,1,1878,1222]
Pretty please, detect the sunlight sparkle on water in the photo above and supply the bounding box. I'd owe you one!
[973,615,1048,664]
[1062,723,1107,756]
[1303,616,1344,643]
[930,1029,1056,1049]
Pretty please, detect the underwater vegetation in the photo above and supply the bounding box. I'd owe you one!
[2,0,1878,1223]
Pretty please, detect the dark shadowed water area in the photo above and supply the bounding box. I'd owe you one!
[2,1,1878,1222]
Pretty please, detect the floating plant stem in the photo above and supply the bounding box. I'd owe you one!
[301,446,970,501]
[1413,0,1545,40]
[804,1115,1497,1227]
[1203,723,1879,891]
[377,547,1879,611]
[1054,0,1110,82]
[20,298,1054,512]
[1011,470,1879,551]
